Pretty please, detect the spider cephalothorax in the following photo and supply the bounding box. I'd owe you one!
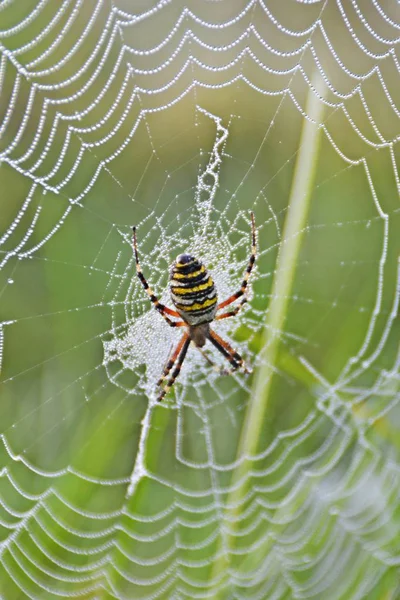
[132,213,256,401]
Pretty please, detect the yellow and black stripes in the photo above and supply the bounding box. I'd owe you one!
[170,254,218,326]
[132,212,256,401]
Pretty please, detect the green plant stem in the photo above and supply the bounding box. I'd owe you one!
[211,75,327,596]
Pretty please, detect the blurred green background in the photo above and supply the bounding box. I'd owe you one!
[0,2,399,599]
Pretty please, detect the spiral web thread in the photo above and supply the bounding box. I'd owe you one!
[0,1,400,598]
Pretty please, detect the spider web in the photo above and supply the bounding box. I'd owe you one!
[0,1,400,598]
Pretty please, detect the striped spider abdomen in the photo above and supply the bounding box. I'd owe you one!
[169,254,218,327]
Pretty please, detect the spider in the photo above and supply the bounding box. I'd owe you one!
[132,212,256,401]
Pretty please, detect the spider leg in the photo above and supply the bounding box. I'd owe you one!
[217,212,256,311]
[158,336,191,402]
[132,226,183,328]
[196,346,232,375]
[207,328,251,374]
[215,298,248,321]
[157,334,189,388]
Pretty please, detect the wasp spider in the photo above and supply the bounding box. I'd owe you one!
[132,213,256,401]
